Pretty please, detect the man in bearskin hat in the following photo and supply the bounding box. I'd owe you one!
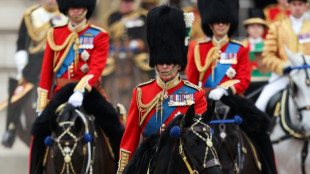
[256,0,310,112]
[187,0,251,99]
[187,0,277,173]
[117,5,207,173]
[1,0,68,148]
[29,0,124,173]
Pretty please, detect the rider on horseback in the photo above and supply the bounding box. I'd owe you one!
[117,5,208,173]
[1,0,68,148]
[187,0,277,173]
[255,0,310,112]
[29,0,124,173]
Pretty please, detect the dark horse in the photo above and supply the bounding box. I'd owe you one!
[124,104,223,174]
[210,95,276,174]
[30,83,124,174]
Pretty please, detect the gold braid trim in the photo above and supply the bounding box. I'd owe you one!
[194,44,221,82]
[183,80,202,91]
[24,5,52,54]
[47,28,79,73]
[36,87,48,112]
[137,87,162,127]
[74,74,94,93]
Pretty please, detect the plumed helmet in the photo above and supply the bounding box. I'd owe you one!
[147,5,187,71]
[198,0,239,37]
[57,0,96,19]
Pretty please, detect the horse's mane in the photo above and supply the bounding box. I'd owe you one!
[221,95,271,134]
[124,115,184,173]
[123,134,160,174]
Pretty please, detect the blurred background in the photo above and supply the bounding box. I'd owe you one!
[0,0,277,173]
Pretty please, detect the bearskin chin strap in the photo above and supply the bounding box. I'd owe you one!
[156,64,179,76]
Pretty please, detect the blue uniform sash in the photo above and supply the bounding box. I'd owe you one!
[142,85,197,138]
[56,28,101,77]
[204,42,240,88]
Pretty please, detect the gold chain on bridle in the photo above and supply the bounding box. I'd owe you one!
[179,116,221,174]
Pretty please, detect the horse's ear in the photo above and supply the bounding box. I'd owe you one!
[184,104,195,127]
[202,98,215,123]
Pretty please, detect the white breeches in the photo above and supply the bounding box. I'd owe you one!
[255,73,289,112]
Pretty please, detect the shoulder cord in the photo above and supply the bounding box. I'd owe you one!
[47,29,80,73]
[137,87,166,127]
[194,45,221,83]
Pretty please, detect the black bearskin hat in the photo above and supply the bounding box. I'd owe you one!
[288,0,307,2]
[147,5,187,71]
[198,0,239,37]
[57,0,96,19]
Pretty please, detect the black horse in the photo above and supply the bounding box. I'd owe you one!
[124,104,223,174]
[210,95,276,174]
[30,83,124,174]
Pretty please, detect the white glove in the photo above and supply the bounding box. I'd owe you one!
[68,91,84,107]
[14,50,28,80]
[209,87,228,101]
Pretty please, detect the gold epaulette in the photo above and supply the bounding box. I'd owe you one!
[136,8,148,16]
[90,24,107,33]
[196,39,211,45]
[183,80,202,91]
[23,4,41,17]
[231,39,246,47]
[182,6,195,13]
[241,38,249,48]
[136,79,155,88]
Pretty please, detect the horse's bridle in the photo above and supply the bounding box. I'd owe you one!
[50,109,94,174]
[179,116,221,174]
[289,55,310,116]
[213,105,243,173]
[51,123,85,174]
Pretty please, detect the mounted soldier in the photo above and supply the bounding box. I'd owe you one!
[117,5,208,173]
[29,0,124,173]
[1,0,68,148]
[186,0,277,173]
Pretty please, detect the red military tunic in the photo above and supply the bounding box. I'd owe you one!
[118,74,207,171]
[37,21,109,112]
[187,36,251,94]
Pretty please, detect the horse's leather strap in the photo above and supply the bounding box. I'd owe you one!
[182,126,210,133]
[198,159,221,172]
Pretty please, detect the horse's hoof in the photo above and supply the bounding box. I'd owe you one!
[1,131,15,148]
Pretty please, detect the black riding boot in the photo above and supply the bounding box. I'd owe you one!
[2,78,18,147]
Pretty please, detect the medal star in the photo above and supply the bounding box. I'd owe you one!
[81,50,90,62]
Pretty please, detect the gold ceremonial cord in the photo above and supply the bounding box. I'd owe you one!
[137,87,162,126]
[47,28,80,73]
[194,45,221,82]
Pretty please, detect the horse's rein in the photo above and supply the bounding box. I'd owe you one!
[179,117,221,174]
